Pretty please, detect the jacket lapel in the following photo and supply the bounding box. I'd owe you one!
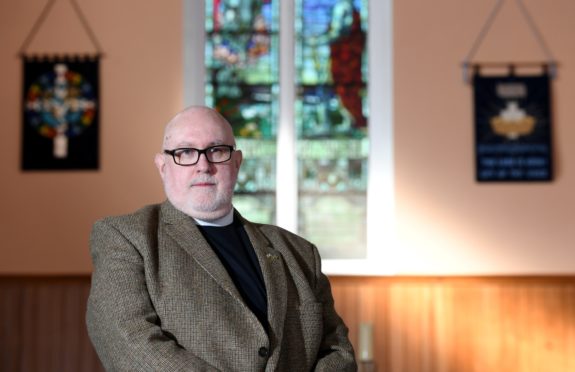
[159,202,244,304]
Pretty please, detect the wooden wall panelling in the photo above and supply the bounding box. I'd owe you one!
[0,277,104,372]
[329,276,575,372]
[2,276,575,371]
[0,280,21,371]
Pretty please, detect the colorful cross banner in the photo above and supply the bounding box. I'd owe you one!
[473,72,553,182]
[22,55,99,170]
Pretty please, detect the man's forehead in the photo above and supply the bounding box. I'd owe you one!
[163,116,232,147]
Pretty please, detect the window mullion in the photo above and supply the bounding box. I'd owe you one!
[276,0,298,233]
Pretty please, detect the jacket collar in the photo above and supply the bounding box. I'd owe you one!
[159,201,243,301]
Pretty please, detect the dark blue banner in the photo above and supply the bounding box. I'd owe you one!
[22,55,99,170]
[474,73,553,181]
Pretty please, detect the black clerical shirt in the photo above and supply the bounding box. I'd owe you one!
[198,219,269,330]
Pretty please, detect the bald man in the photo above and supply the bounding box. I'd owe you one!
[86,106,356,371]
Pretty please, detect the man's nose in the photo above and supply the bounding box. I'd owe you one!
[194,152,212,171]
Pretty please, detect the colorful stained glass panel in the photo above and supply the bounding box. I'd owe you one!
[295,0,368,258]
[205,0,279,224]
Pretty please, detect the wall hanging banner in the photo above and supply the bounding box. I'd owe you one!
[22,55,99,170]
[474,72,552,182]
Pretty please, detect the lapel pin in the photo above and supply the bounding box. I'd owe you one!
[266,253,279,261]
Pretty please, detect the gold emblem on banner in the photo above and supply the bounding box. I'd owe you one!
[490,101,536,140]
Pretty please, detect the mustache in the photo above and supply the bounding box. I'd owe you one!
[189,176,217,186]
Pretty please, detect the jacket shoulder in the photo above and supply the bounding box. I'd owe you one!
[92,203,163,243]
[96,203,161,224]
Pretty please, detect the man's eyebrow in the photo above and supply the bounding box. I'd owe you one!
[208,140,226,146]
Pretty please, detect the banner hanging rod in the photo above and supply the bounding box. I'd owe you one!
[462,62,558,83]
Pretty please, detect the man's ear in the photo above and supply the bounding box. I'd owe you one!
[234,150,243,170]
[154,153,166,179]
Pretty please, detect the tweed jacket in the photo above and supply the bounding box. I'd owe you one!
[86,201,356,372]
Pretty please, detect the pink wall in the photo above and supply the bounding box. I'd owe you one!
[0,0,574,274]
[0,0,182,273]
[393,0,575,274]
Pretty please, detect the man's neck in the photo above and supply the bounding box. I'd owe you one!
[193,208,234,227]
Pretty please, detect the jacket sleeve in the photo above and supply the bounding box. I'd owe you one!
[311,245,358,372]
[86,219,220,372]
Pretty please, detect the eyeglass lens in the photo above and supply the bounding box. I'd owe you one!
[173,146,232,165]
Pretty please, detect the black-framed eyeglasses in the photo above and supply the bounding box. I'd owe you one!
[163,145,235,166]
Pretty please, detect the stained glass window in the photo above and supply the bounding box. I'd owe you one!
[295,0,369,258]
[204,0,369,259]
[205,0,279,224]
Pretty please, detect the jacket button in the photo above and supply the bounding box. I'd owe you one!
[258,347,269,357]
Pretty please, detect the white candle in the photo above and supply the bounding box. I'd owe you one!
[358,322,373,361]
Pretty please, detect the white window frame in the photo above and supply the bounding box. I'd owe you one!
[183,0,394,275]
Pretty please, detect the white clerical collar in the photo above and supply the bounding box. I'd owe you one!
[193,208,234,227]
